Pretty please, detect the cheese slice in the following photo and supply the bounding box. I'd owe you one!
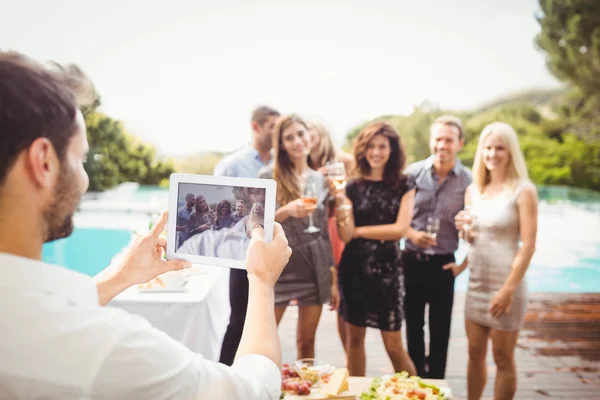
[320,368,349,396]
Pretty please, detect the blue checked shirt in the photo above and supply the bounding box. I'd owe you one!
[404,156,472,254]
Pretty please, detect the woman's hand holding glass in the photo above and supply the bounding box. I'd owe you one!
[455,206,476,243]
[302,179,321,233]
[286,198,317,219]
[324,162,346,195]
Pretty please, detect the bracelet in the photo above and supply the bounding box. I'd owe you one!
[336,204,352,212]
[336,215,350,227]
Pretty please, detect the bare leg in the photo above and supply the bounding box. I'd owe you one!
[275,306,287,326]
[465,319,491,400]
[490,329,519,400]
[380,329,416,376]
[296,305,323,359]
[346,323,367,376]
[337,312,348,354]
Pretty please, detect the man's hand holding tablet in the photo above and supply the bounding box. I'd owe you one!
[166,173,278,269]
[246,222,292,287]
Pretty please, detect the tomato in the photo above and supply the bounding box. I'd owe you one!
[297,383,310,395]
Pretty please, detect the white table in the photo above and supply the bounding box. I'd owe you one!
[108,268,231,361]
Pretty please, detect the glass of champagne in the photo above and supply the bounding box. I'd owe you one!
[303,179,321,233]
[462,205,471,243]
[424,216,440,255]
[326,162,347,191]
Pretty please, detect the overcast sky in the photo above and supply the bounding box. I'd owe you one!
[2,0,560,155]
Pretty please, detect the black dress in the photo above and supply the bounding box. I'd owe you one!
[338,177,413,331]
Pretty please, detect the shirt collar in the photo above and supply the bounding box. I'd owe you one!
[424,155,463,176]
[0,252,99,306]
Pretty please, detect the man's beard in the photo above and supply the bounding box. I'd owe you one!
[43,165,82,243]
[260,133,272,151]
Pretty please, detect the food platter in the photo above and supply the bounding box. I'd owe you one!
[280,360,452,400]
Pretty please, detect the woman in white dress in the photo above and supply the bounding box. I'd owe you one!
[453,122,538,400]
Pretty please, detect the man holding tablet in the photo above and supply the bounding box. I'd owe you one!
[0,52,292,400]
[213,106,281,366]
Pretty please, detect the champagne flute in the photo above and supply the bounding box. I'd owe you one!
[326,162,347,191]
[462,205,471,243]
[424,216,440,255]
[302,179,321,233]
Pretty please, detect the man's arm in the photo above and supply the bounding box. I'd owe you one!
[235,223,292,365]
[213,158,233,177]
[93,222,292,400]
[92,309,282,400]
[94,211,190,305]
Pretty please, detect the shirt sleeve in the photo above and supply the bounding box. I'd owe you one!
[214,158,233,177]
[90,309,281,400]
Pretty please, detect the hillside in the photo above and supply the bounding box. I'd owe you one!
[172,151,226,175]
[342,88,599,191]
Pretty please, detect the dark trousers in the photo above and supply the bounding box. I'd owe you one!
[402,250,455,379]
[218,268,249,366]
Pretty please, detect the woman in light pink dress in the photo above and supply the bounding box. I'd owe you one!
[454,122,538,400]
[307,118,355,357]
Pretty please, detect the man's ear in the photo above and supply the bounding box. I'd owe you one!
[26,137,59,189]
[251,120,260,133]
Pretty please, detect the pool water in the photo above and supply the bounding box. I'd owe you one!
[42,228,133,276]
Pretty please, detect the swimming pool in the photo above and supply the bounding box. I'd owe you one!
[42,184,600,292]
[42,227,133,276]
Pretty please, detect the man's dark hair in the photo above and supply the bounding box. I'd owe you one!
[251,106,280,126]
[0,51,79,186]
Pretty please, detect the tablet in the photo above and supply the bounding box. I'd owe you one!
[167,173,277,270]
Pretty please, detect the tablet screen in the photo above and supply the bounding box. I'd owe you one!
[174,182,266,261]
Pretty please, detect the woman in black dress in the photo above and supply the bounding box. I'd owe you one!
[214,200,235,230]
[333,122,417,376]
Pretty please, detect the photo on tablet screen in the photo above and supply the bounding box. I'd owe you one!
[174,182,266,261]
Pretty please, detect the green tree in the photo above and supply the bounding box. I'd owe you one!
[536,0,600,94]
[536,0,600,140]
[83,112,174,191]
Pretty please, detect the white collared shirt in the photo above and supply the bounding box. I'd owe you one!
[0,253,281,400]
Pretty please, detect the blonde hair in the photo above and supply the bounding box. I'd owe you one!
[472,122,529,193]
[246,202,264,232]
[307,119,337,169]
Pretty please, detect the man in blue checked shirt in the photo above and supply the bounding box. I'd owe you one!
[403,115,472,379]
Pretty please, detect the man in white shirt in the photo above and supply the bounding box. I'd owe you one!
[0,51,292,399]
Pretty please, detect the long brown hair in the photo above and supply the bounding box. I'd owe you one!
[272,114,314,206]
[353,122,407,187]
[216,199,232,217]
[194,195,209,214]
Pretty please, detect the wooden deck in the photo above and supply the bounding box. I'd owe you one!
[278,292,600,399]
